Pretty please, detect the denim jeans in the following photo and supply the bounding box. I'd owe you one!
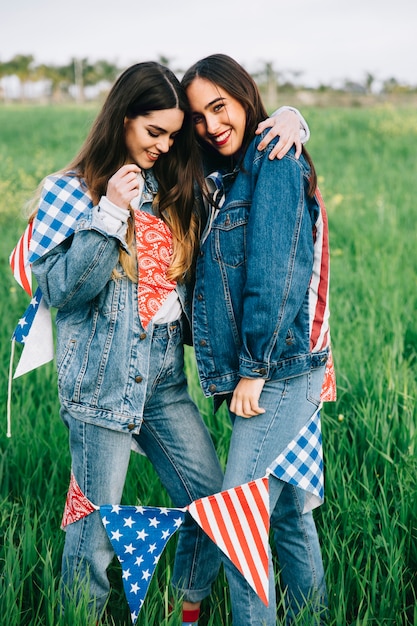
[60,319,223,616]
[222,367,327,626]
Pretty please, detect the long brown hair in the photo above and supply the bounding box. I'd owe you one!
[34,62,204,282]
[182,54,317,196]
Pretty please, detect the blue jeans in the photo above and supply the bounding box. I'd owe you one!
[222,367,327,626]
[61,320,223,616]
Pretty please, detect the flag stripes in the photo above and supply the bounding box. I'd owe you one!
[309,186,330,354]
[9,221,33,296]
[187,477,270,606]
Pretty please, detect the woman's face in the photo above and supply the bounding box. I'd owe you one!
[124,108,184,168]
[186,77,246,157]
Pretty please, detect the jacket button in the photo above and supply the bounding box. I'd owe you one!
[209,384,217,392]
[127,423,136,431]
[199,339,207,346]
[135,375,143,383]
[139,332,147,340]
[197,294,203,301]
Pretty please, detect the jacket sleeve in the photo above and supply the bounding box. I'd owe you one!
[32,208,124,311]
[238,143,314,378]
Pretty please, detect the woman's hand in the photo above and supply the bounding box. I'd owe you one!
[106,164,141,209]
[256,109,302,160]
[230,378,266,418]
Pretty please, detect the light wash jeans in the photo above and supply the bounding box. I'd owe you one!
[60,319,223,616]
[223,367,327,626]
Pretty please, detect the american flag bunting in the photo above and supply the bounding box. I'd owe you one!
[267,406,324,513]
[187,477,270,606]
[28,173,93,263]
[100,505,185,624]
[9,221,33,295]
[61,471,99,529]
[11,286,54,378]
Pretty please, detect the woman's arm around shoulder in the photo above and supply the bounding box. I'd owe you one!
[255,106,310,160]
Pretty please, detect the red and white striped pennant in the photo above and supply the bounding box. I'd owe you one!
[9,221,33,296]
[187,476,270,606]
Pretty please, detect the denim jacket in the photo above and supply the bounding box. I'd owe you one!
[193,134,330,397]
[32,171,191,433]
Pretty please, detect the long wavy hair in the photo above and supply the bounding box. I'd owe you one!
[32,62,203,282]
[182,54,317,196]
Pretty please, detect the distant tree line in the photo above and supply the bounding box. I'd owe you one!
[0,54,415,105]
[0,54,121,103]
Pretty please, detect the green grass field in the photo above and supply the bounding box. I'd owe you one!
[0,104,416,625]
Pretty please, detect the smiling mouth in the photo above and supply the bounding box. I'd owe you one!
[147,150,160,160]
[212,129,231,146]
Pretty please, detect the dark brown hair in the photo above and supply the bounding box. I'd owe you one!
[66,61,203,281]
[182,54,317,195]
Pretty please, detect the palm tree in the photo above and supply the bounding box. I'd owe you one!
[3,54,35,101]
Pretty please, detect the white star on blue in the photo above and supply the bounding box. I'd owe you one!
[99,505,185,623]
[12,286,42,344]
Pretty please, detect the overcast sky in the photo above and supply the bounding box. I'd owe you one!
[1,0,416,87]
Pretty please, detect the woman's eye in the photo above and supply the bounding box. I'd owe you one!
[213,103,224,113]
[193,115,203,125]
[148,131,159,138]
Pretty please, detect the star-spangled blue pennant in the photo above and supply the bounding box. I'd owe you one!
[12,285,43,344]
[100,505,185,624]
[267,407,324,513]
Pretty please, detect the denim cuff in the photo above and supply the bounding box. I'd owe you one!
[75,205,130,252]
[239,357,270,379]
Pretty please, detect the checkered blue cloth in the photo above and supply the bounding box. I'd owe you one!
[28,173,93,263]
[267,407,324,512]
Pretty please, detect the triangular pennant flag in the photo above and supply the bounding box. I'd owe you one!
[61,471,98,529]
[187,477,270,606]
[100,505,185,623]
[9,221,33,296]
[267,407,324,513]
[12,286,54,378]
[28,173,93,263]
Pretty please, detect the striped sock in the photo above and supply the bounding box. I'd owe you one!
[182,607,200,625]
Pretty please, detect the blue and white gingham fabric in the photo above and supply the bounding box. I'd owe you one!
[267,407,324,512]
[28,174,93,263]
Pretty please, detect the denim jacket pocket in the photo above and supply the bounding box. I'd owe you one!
[57,337,77,390]
[306,362,327,407]
[213,211,247,269]
[100,272,128,318]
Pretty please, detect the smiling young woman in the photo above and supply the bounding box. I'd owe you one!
[21,61,225,624]
[182,54,335,626]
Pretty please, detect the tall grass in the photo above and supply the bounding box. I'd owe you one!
[1,104,416,625]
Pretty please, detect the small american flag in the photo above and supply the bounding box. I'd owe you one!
[187,477,270,606]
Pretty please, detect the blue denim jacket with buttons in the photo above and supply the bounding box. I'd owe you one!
[32,170,191,432]
[193,133,330,398]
